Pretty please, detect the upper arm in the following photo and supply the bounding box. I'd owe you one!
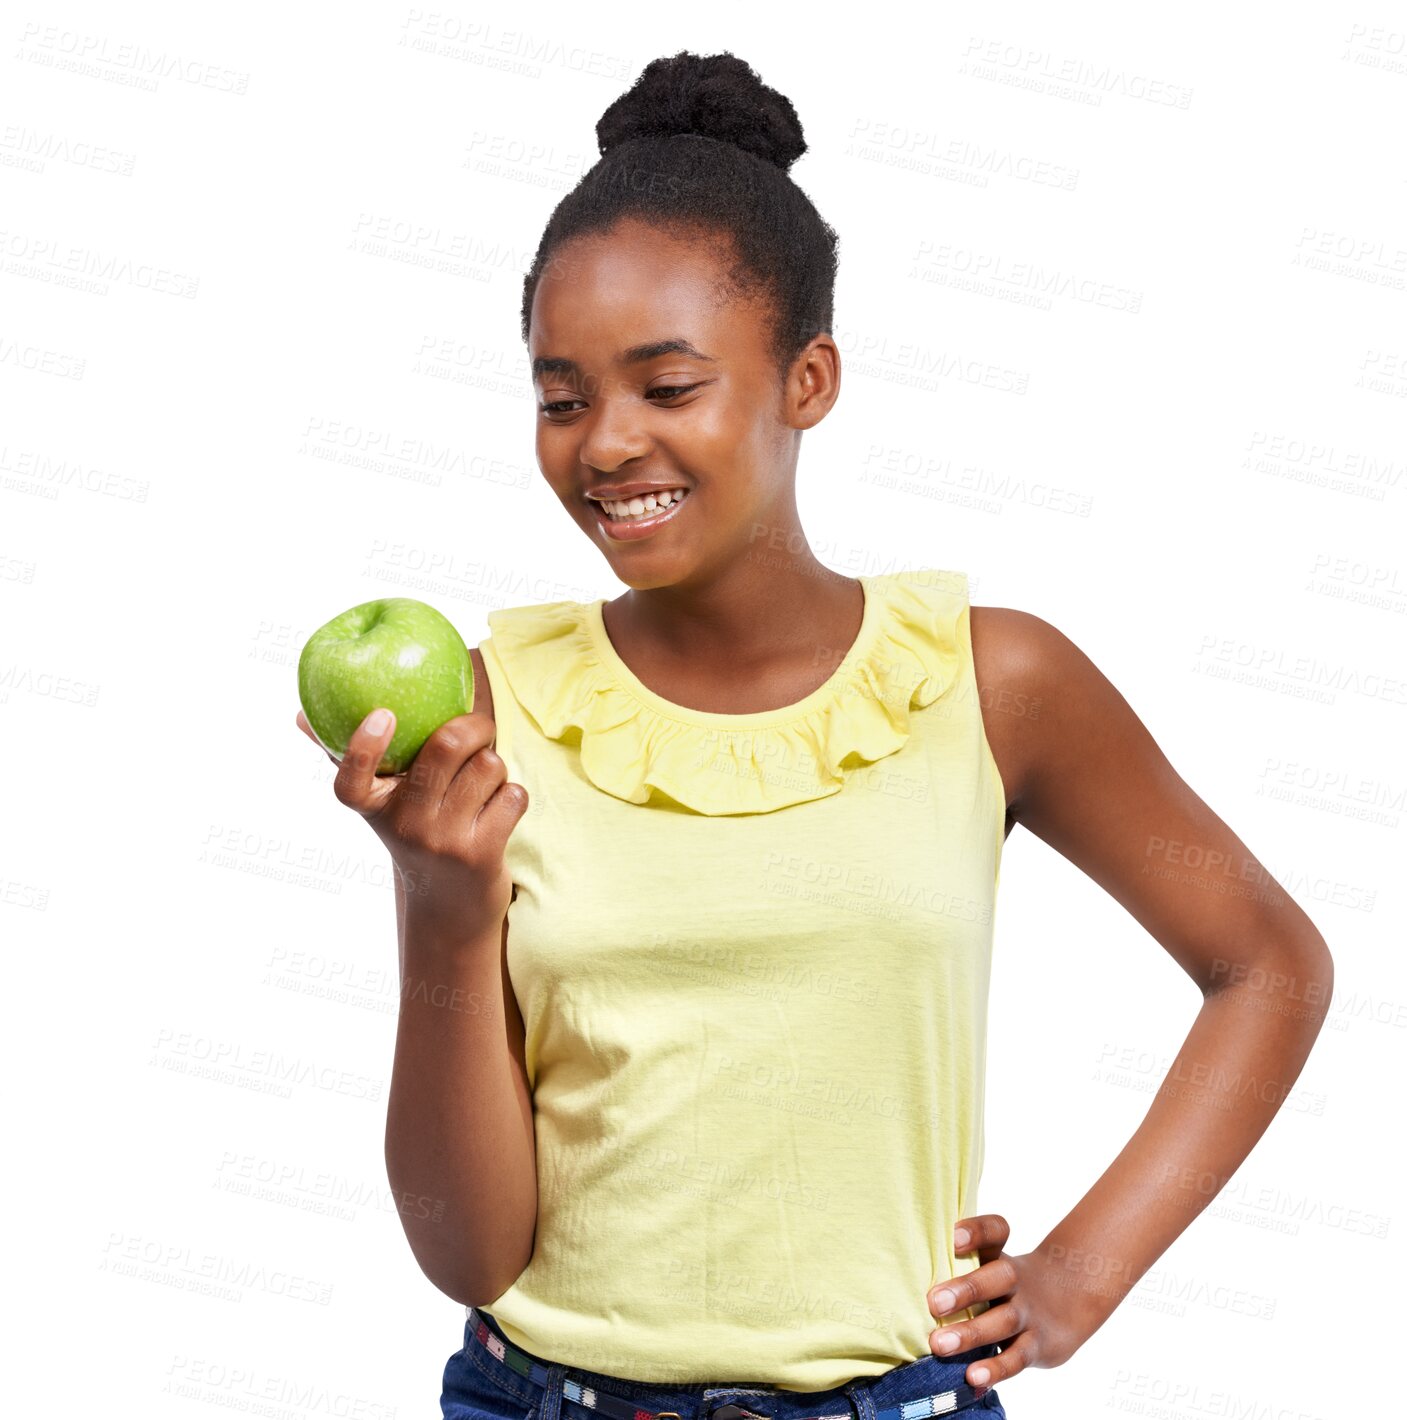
[970,606,1331,995]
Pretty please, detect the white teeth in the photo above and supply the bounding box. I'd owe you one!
[602,488,689,521]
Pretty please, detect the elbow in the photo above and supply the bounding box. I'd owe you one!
[1309,938,1335,1022]
[452,1265,526,1312]
[420,1237,534,1312]
[475,1234,535,1306]
[420,1262,509,1313]
[1202,933,1334,1022]
[1287,931,1334,1018]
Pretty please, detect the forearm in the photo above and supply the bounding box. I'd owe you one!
[1033,937,1334,1335]
[385,889,537,1306]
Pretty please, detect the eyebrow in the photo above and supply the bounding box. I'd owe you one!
[532,338,717,381]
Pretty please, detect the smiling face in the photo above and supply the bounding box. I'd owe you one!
[528,217,839,589]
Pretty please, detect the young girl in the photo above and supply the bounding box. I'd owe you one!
[299,50,1333,1420]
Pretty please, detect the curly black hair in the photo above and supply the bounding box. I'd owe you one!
[519,51,840,390]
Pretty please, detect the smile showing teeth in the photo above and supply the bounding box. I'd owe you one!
[600,488,689,521]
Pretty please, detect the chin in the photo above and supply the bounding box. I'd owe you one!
[606,563,690,590]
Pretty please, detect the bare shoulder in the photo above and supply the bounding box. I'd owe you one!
[967,603,1064,819]
[969,601,1164,817]
[968,601,1162,825]
[469,644,496,727]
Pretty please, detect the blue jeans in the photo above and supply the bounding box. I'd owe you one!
[442,1308,1008,1420]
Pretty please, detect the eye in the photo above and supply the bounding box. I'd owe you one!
[537,383,702,417]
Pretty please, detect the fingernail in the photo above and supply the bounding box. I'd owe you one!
[935,1330,961,1353]
[933,1290,955,1313]
[364,708,392,735]
[954,1227,970,1248]
[970,1367,990,1385]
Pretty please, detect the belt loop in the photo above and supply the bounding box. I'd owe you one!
[537,1362,565,1420]
[843,1379,877,1420]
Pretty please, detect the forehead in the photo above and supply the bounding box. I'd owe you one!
[529,221,765,364]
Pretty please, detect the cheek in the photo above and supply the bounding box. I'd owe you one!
[681,402,738,452]
[535,465,577,513]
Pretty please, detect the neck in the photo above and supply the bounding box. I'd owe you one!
[606,552,860,675]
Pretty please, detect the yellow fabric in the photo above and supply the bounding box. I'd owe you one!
[476,567,1006,1391]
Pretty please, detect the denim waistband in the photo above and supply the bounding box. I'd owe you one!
[465,1308,997,1420]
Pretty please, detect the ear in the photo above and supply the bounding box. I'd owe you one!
[789,334,841,429]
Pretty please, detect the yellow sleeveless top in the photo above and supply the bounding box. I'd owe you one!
[475,567,1006,1391]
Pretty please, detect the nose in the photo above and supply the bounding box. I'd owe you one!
[577,391,652,472]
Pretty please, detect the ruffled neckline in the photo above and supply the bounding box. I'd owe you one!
[486,568,970,816]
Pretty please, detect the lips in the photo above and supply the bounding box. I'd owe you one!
[586,488,690,513]
[592,487,693,542]
[597,489,688,520]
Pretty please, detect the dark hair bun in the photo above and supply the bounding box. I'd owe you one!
[596,50,807,173]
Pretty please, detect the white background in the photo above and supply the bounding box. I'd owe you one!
[5,2,1403,1416]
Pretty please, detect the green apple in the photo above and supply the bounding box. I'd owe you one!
[298,597,475,775]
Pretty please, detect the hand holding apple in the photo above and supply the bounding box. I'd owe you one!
[298,705,528,941]
[298,597,475,775]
